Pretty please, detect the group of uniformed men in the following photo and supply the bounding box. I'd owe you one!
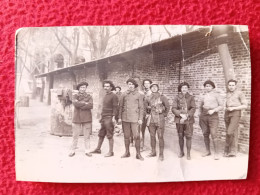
[68,78,247,161]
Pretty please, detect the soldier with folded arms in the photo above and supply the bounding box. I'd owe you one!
[69,81,93,157]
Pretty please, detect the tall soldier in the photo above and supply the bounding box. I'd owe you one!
[118,78,144,161]
[199,80,223,160]
[69,81,93,157]
[91,81,118,157]
[140,79,152,151]
[172,82,196,160]
[224,79,247,157]
[145,83,170,161]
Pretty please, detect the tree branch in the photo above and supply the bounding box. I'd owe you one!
[53,28,72,57]
[109,26,123,38]
[163,25,172,37]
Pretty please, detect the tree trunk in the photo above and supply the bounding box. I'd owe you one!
[40,78,45,102]
[31,75,37,99]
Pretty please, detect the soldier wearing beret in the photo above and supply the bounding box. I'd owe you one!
[115,86,122,123]
[118,78,144,161]
[199,80,223,160]
[69,81,93,157]
[224,79,247,157]
[115,86,122,99]
[172,82,196,160]
[91,80,118,157]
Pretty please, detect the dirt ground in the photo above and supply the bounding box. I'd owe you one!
[15,100,248,183]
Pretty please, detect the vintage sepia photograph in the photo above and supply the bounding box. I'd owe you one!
[15,25,251,182]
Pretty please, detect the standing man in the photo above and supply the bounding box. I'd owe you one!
[118,78,144,161]
[224,79,247,157]
[114,86,123,136]
[115,86,122,99]
[172,82,196,160]
[145,83,170,161]
[114,86,122,123]
[69,81,93,157]
[199,80,223,160]
[141,79,153,151]
[91,80,118,157]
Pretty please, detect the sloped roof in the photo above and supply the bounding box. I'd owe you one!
[36,28,247,78]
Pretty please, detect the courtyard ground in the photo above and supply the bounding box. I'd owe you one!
[15,100,248,183]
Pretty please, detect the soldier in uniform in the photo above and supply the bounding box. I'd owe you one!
[224,79,247,157]
[114,86,123,136]
[140,79,152,151]
[172,82,196,160]
[145,83,170,161]
[118,78,144,161]
[69,81,93,157]
[115,86,122,99]
[199,80,223,160]
[91,80,118,157]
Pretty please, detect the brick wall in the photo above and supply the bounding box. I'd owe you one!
[50,32,251,153]
[182,34,251,153]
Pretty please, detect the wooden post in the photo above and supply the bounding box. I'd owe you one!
[212,26,236,84]
[47,75,54,105]
[212,25,239,154]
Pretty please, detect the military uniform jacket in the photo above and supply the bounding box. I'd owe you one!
[172,92,196,124]
[72,92,93,123]
[119,89,144,123]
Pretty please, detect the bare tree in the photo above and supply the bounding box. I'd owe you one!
[163,25,172,37]
[81,26,122,60]
[53,27,80,65]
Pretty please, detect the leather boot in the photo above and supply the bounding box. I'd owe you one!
[186,138,192,160]
[158,137,164,161]
[121,139,130,158]
[140,133,145,151]
[202,136,211,157]
[90,137,104,154]
[105,138,114,157]
[224,135,230,157]
[68,150,75,157]
[212,138,219,160]
[228,134,236,157]
[147,136,156,157]
[135,139,144,161]
[178,135,185,158]
[130,135,134,147]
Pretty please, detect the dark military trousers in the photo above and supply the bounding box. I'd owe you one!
[199,109,219,155]
[98,116,114,139]
[148,114,165,155]
[140,115,148,148]
[176,123,193,156]
[224,111,241,154]
[122,122,141,154]
[199,112,219,139]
